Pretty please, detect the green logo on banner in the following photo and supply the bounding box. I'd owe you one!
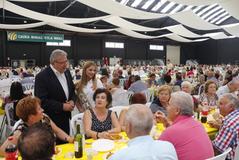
[7,31,64,42]
[8,32,17,41]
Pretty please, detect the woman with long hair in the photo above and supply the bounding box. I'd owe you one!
[75,61,103,112]
[5,81,27,121]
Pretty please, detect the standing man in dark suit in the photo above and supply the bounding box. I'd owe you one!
[34,49,75,143]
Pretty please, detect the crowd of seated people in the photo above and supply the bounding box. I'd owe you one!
[1,61,239,159]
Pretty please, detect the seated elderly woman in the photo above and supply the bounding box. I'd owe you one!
[0,96,74,156]
[150,85,172,115]
[199,80,218,107]
[83,88,121,139]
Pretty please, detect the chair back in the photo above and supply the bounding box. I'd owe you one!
[198,84,204,95]
[119,79,126,88]
[4,103,15,131]
[12,119,23,131]
[70,113,84,135]
[141,89,154,102]
[126,91,134,104]
[234,145,239,160]
[109,106,129,117]
[22,83,34,92]
[146,102,152,107]
[22,83,34,95]
[206,147,231,160]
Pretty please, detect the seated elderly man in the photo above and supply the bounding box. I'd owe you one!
[181,81,199,110]
[216,77,239,97]
[109,104,178,160]
[213,93,239,160]
[18,122,55,160]
[157,91,214,160]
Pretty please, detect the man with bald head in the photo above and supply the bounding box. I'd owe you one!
[109,104,177,160]
[157,91,214,160]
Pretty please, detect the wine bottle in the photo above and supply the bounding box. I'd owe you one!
[74,123,83,158]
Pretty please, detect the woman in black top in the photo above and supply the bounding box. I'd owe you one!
[83,88,121,139]
[150,85,172,115]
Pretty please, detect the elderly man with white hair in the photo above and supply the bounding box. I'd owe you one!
[216,77,239,97]
[109,104,178,160]
[181,81,199,110]
[157,91,214,160]
[213,93,239,160]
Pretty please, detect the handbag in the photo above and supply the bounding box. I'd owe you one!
[76,91,92,112]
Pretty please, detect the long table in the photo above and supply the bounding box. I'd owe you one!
[54,123,218,160]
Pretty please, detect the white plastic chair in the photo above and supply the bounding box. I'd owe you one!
[146,102,152,107]
[198,84,204,95]
[119,79,126,88]
[12,119,23,131]
[70,113,84,135]
[141,89,154,102]
[4,103,15,133]
[234,145,239,160]
[22,83,34,95]
[126,91,134,104]
[206,147,231,160]
[109,106,129,117]
[22,83,34,92]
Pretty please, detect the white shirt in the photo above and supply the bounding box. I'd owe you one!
[83,79,103,107]
[50,65,69,100]
[216,84,230,98]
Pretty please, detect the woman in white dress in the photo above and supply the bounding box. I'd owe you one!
[75,61,103,112]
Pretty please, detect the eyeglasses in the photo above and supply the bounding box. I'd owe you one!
[55,60,68,64]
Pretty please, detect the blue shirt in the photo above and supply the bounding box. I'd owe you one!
[128,81,147,93]
[109,135,178,160]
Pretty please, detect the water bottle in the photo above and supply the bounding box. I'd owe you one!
[74,123,83,158]
[5,137,18,160]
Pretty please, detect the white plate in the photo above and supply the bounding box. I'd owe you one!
[92,139,115,152]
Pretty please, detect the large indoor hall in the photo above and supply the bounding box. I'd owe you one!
[0,0,239,160]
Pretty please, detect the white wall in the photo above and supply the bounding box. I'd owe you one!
[166,45,180,65]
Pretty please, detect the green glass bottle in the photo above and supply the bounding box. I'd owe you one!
[74,123,83,158]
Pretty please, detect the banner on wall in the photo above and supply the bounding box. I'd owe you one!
[7,31,64,42]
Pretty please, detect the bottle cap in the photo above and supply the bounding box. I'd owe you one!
[7,136,13,141]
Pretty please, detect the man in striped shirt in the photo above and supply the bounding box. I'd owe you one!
[213,93,239,160]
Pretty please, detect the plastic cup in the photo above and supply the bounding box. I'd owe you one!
[86,148,97,160]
